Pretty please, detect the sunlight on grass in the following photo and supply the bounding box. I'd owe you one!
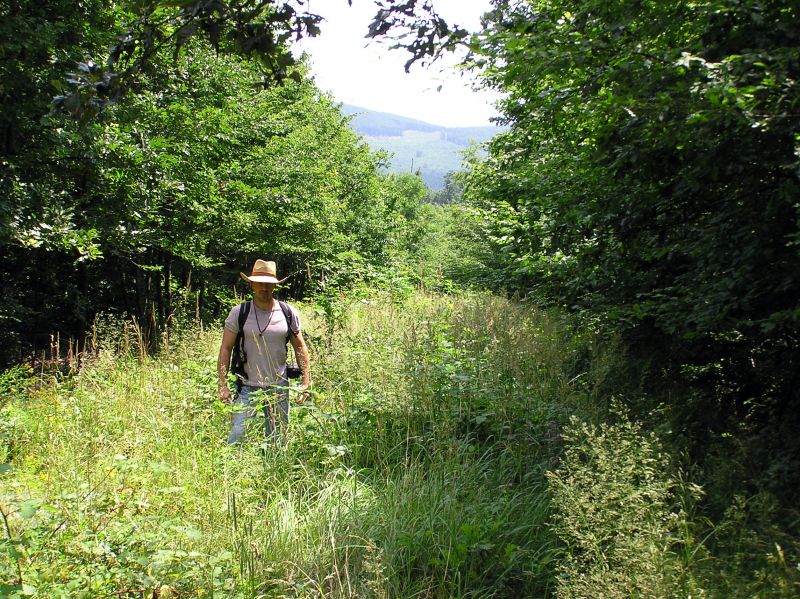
[3,292,583,596]
[5,292,793,597]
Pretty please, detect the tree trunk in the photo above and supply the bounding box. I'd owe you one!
[197,277,205,323]
[164,257,172,324]
[155,262,164,331]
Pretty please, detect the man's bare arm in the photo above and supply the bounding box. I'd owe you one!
[217,327,237,403]
[290,331,311,401]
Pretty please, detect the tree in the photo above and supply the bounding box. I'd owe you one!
[1,0,470,363]
[0,0,406,361]
[429,170,465,205]
[73,40,397,336]
[57,0,470,118]
[0,0,116,362]
[467,0,800,499]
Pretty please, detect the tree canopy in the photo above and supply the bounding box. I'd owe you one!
[0,0,441,364]
[464,0,800,498]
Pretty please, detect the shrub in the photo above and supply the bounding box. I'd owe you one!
[547,412,679,598]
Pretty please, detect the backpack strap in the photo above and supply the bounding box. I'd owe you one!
[230,300,251,392]
[237,300,251,332]
[277,299,299,342]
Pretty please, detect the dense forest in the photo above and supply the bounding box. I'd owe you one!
[2,0,799,597]
[0,0,431,364]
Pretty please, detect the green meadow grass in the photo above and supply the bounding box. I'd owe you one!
[2,292,797,597]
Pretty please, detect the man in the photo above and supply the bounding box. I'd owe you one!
[217,259,311,443]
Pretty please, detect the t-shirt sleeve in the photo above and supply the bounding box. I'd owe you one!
[224,305,240,333]
[288,303,302,334]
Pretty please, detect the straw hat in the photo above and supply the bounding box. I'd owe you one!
[239,259,287,284]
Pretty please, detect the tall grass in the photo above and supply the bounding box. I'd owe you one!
[2,291,797,597]
[0,292,583,597]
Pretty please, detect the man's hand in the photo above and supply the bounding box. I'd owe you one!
[297,384,311,405]
[218,384,233,404]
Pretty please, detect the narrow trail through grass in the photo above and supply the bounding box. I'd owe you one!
[2,292,797,597]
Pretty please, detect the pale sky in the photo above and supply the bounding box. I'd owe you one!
[295,0,500,128]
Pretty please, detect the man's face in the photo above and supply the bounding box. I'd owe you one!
[251,281,276,300]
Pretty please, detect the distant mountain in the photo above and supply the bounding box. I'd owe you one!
[341,104,503,190]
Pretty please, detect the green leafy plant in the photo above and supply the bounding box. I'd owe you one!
[547,412,680,598]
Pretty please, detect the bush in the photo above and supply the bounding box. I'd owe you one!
[547,412,679,598]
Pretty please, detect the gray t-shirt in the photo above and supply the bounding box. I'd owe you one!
[224,300,302,387]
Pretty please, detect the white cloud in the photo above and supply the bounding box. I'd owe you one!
[294,1,500,128]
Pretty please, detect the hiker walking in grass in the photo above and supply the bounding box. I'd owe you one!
[217,259,311,444]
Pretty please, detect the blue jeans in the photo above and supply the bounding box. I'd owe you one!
[227,384,290,444]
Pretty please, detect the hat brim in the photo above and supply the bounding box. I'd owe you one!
[240,272,281,284]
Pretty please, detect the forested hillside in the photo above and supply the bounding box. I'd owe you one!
[341,104,502,190]
[2,0,799,597]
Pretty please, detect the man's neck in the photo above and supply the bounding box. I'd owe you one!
[253,296,274,311]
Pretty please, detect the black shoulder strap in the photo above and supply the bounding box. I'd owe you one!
[237,300,251,331]
[277,300,298,341]
[236,300,251,358]
[230,301,251,392]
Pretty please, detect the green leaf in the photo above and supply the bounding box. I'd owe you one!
[18,499,42,519]
[0,584,22,599]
